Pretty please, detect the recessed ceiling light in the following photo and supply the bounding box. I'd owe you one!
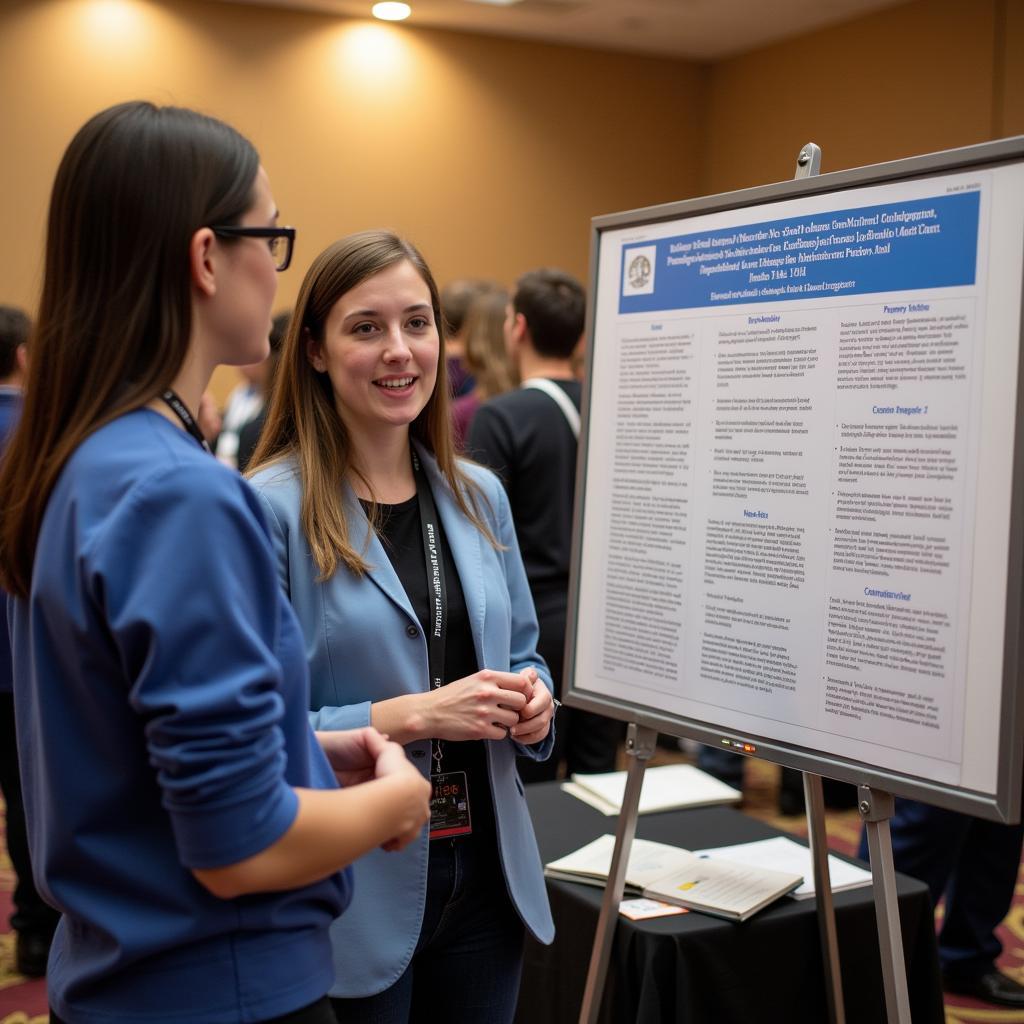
[372,2,411,20]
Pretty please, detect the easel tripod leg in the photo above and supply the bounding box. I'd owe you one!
[859,786,912,1024]
[578,723,658,1024]
[804,772,846,1024]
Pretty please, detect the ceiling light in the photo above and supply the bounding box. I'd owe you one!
[81,0,148,44]
[372,2,411,19]
[336,23,409,78]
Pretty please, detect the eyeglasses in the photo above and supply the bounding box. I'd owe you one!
[210,225,296,272]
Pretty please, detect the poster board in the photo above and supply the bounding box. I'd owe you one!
[565,137,1024,822]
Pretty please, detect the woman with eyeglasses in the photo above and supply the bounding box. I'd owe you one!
[247,231,556,1023]
[0,102,430,1024]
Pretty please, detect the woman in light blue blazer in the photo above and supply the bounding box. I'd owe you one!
[248,231,556,1023]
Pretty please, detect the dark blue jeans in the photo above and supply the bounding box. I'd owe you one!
[1,692,60,940]
[332,831,524,1024]
[858,798,1024,979]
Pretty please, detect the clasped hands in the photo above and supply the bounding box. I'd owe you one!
[314,666,553,855]
[424,667,554,747]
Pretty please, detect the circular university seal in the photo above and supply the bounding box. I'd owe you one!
[628,253,651,289]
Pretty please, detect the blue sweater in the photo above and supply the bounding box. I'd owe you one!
[10,409,351,1023]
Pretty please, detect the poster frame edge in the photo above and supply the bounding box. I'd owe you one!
[564,134,1024,824]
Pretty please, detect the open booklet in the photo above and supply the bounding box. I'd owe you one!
[562,763,743,816]
[544,834,802,922]
[695,835,873,900]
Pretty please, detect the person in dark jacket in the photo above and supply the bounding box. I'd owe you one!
[0,304,60,977]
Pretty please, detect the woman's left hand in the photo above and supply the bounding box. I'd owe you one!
[316,726,391,786]
[509,668,554,746]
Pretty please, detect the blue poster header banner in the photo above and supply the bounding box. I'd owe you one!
[618,191,980,314]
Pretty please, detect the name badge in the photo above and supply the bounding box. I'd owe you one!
[429,770,472,839]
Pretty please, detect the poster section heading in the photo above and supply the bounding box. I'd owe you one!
[619,192,980,313]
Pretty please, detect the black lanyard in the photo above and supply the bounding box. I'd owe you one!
[412,449,447,691]
[160,389,210,452]
[411,449,448,773]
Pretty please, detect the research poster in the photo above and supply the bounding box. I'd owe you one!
[575,162,1024,797]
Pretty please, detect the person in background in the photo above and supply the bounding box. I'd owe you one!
[0,101,429,1024]
[248,230,555,1023]
[237,309,289,472]
[469,268,622,782]
[215,333,277,467]
[0,305,60,978]
[858,800,1024,1007]
[439,278,496,399]
[451,287,517,449]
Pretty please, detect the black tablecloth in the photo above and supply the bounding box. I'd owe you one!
[517,782,944,1024]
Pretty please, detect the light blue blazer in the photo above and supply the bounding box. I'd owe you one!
[249,446,556,998]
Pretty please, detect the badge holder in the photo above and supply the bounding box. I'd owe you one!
[429,741,472,840]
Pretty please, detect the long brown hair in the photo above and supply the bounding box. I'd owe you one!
[248,230,497,578]
[462,288,517,399]
[0,102,258,597]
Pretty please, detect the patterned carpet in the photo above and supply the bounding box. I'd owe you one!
[1,752,1022,1023]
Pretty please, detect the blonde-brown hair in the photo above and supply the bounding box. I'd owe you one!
[462,288,517,400]
[248,230,497,578]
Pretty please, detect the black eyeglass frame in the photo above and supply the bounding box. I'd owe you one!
[210,225,297,271]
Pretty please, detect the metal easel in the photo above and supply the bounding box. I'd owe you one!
[578,722,658,1024]
[577,143,914,1024]
[576,735,850,1024]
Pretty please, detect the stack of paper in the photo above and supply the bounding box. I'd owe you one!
[694,835,873,899]
[562,763,742,816]
[544,834,802,922]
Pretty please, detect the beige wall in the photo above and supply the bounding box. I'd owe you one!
[0,0,705,307]
[1,0,1021,402]
[1001,0,1024,136]
[1,0,707,401]
[704,0,1016,193]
